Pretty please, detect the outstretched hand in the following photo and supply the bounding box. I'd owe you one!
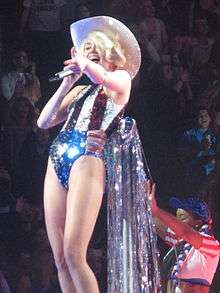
[145,180,159,215]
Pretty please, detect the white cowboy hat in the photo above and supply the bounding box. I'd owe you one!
[70,16,141,79]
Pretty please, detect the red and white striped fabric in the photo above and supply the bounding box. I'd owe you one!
[165,228,220,285]
[164,227,178,247]
[199,234,220,257]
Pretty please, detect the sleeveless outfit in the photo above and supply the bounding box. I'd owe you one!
[49,84,162,292]
[49,84,124,189]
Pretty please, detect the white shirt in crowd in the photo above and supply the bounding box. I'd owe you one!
[23,0,66,32]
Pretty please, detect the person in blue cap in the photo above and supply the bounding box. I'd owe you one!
[147,181,220,293]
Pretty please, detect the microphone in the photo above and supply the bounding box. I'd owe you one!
[49,69,74,82]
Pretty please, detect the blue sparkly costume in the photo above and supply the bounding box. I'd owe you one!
[49,85,161,291]
[49,84,124,189]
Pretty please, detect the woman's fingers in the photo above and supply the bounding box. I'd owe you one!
[62,62,81,74]
[63,59,74,66]
[64,46,79,65]
[63,55,80,71]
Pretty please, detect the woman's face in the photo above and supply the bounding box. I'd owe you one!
[83,40,102,63]
[83,39,114,71]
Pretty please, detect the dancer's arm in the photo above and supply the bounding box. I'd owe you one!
[147,182,204,249]
[64,48,131,104]
[37,75,83,129]
[154,217,169,241]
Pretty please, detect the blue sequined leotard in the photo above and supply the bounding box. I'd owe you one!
[49,84,124,189]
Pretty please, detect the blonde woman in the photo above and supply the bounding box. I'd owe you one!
[37,16,141,292]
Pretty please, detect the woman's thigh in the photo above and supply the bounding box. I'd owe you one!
[44,158,67,256]
[64,155,105,253]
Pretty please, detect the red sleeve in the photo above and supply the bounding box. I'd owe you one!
[198,235,220,257]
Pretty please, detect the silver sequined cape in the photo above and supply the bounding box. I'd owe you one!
[104,117,161,292]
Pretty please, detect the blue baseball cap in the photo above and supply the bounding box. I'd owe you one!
[169,197,211,223]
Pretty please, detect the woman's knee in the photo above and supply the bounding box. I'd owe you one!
[64,240,86,269]
[53,250,68,272]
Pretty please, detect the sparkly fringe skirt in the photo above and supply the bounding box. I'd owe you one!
[104,117,161,293]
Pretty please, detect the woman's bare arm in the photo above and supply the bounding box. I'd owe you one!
[37,76,84,129]
[64,48,132,105]
[84,63,131,103]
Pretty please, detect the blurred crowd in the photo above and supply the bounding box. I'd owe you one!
[0,0,219,292]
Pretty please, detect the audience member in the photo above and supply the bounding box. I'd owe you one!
[146,57,185,132]
[1,48,41,105]
[196,0,220,37]
[1,96,37,181]
[19,0,67,82]
[178,107,219,194]
[195,0,220,77]
[138,0,168,59]
[194,74,220,115]
[134,0,169,84]
[189,16,214,69]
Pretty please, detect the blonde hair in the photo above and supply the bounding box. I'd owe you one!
[81,31,126,68]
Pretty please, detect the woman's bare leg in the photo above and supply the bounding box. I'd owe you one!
[64,156,105,293]
[44,158,76,293]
